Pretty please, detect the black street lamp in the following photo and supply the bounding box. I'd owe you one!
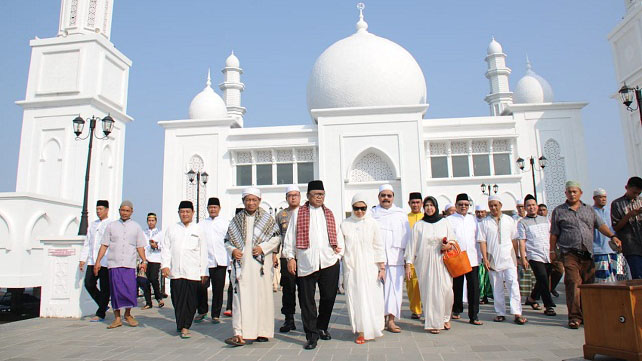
[187,169,209,222]
[516,155,547,203]
[480,183,499,196]
[618,83,642,126]
[72,114,115,235]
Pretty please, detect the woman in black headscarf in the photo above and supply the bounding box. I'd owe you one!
[405,196,457,334]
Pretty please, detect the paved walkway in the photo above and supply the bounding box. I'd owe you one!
[0,290,623,361]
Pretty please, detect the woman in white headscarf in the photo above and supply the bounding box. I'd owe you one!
[405,196,456,334]
[341,193,386,344]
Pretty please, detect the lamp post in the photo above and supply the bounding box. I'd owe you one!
[72,114,115,235]
[187,169,209,222]
[480,183,499,196]
[516,155,547,203]
[618,83,642,126]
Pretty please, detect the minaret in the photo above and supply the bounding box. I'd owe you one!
[14,0,131,214]
[58,0,114,39]
[484,37,513,116]
[219,51,246,128]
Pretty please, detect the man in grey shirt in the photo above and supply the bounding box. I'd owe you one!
[95,200,147,329]
[550,181,621,329]
[611,176,642,279]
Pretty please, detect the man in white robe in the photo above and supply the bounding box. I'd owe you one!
[477,195,527,325]
[224,188,281,346]
[371,184,410,333]
[283,180,344,350]
[161,201,209,338]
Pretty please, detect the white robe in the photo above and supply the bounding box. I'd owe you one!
[406,219,454,330]
[225,214,281,339]
[371,205,410,318]
[341,215,385,339]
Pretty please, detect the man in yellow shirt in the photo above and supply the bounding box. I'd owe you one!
[407,192,423,319]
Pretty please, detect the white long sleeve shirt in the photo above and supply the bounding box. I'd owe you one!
[79,218,111,267]
[144,227,163,263]
[282,205,345,277]
[447,213,479,267]
[161,221,208,281]
[370,205,410,266]
[201,216,230,268]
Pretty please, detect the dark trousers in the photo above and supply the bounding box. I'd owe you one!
[296,260,340,341]
[550,260,564,292]
[226,269,233,311]
[528,260,555,308]
[625,255,642,279]
[452,266,480,321]
[562,253,595,321]
[143,262,162,305]
[170,278,199,330]
[280,257,297,316]
[85,265,110,319]
[196,266,228,317]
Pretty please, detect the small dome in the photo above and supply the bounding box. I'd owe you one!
[513,59,554,104]
[225,51,240,68]
[306,7,426,113]
[188,69,228,119]
[487,37,503,55]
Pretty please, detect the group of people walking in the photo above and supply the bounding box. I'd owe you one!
[79,176,642,347]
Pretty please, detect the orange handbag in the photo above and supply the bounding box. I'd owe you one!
[443,241,472,278]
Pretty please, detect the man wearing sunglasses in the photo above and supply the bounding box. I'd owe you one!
[446,193,483,325]
[371,184,411,333]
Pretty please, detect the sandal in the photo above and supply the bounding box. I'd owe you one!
[514,316,527,325]
[225,336,246,346]
[451,313,461,320]
[180,331,191,339]
[355,335,365,344]
[524,300,541,310]
[428,329,440,334]
[141,304,152,310]
[443,322,451,330]
[158,300,165,308]
[493,316,505,322]
[469,319,483,325]
[568,320,581,329]
[411,313,421,319]
[544,307,557,316]
[107,319,122,329]
[385,323,401,333]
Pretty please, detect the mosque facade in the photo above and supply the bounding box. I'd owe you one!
[0,0,588,298]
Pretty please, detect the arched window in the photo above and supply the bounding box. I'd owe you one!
[543,139,567,210]
[348,151,395,183]
[38,139,63,196]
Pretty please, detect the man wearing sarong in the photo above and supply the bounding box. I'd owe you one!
[161,201,208,338]
[224,188,281,346]
[94,200,147,329]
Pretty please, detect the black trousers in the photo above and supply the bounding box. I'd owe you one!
[226,269,233,311]
[529,260,555,308]
[85,265,110,319]
[143,262,162,305]
[280,257,297,316]
[196,266,228,317]
[296,260,340,341]
[452,266,480,321]
[170,278,199,330]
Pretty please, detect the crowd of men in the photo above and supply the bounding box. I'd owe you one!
[78,176,642,346]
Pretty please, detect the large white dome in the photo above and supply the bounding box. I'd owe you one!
[188,70,228,119]
[306,14,427,113]
[513,60,554,104]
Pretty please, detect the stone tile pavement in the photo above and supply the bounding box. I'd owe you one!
[0,290,625,361]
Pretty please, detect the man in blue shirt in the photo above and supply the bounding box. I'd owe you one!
[592,188,618,283]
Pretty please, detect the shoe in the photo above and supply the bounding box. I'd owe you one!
[194,313,207,323]
[223,310,232,317]
[158,300,165,308]
[211,317,221,324]
[411,313,420,319]
[319,329,331,340]
[256,336,269,342]
[304,340,317,350]
[141,304,152,310]
[280,315,296,333]
[125,315,138,327]
[551,290,559,298]
[225,336,246,346]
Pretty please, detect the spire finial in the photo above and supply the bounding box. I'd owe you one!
[206,68,212,87]
[356,3,368,32]
[526,54,532,70]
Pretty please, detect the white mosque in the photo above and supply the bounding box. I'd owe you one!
[0,1,589,316]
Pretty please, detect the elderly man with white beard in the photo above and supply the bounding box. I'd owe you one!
[371,184,411,333]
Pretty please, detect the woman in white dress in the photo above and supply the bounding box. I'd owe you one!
[341,193,386,344]
[405,196,456,334]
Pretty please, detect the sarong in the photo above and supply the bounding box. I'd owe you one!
[108,267,137,310]
[171,278,200,330]
[478,264,493,299]
[594,254,618,283]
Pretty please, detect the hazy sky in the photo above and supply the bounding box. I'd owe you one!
[0,1,631,225]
